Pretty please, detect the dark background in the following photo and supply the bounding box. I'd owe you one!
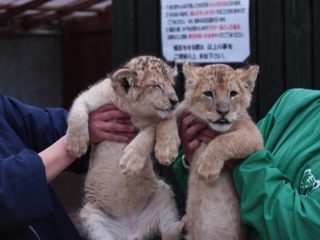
[113,0,320,121]
[112,0,320,219]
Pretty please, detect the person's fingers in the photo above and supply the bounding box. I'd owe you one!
[99,122,136,133]
[116,118,133,124]
[90,128,137,144]
[91,109,131,121]
[196,134,213,144]
[185,122,207,140]
[188,139,200,152]
[98,131,130,143]
[181,112,198,129]
[180,113,206,140]
[97,104,128,114]
[124,132,138,141]
[89,105,137,144]
[196,127,217,142]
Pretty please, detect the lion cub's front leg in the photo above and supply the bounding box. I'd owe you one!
[120,125,156,175]
[196,121,263,183]
[196,145,225,183]
[66,80,110,157]
[155,117,180,166]
[66,98,91,158]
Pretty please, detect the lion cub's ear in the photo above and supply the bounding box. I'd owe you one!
[112,68,138,95]
[237,65,259,92]
[182,62,201,90]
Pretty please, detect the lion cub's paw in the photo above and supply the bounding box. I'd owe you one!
[155,134,180,166]
[162,221,184,240]
[119,146,146,175]
[66,130,89,158]
[196,155,224,183]
[181,214,189,231]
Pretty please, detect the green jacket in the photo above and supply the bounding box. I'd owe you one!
[173,88,320,240]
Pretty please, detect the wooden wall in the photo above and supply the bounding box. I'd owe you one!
[112,0,320,218]
[0,35,63,107]
[112,0,320,120]
[62,7,113,108]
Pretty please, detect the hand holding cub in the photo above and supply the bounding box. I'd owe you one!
[67,104,136,157]
[89,104,137,144]
[179,112,241,176]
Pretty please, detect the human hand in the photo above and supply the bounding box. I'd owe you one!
[179,112,217,164]
[89,104,137,144]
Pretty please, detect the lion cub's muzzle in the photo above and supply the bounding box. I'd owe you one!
[156,93,178,119]
[169,93,179,112]
[169,96,179,108]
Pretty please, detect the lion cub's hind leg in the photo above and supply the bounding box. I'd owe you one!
[155,181,183,240]
[79,181,182,240]
[79,202,119,240]
[134,180,182,240]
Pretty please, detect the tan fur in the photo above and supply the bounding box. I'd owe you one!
[66,56,182,240]
[156,63,263,240]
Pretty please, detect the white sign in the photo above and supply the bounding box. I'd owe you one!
[161,0,250,63]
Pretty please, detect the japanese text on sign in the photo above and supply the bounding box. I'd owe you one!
[161,0,250,63]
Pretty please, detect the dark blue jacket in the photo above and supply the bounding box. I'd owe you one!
[0,93,88,239]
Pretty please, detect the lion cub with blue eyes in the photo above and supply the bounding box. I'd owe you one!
[156,63,263,240]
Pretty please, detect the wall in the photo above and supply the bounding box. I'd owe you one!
[0,13,113,234]
[0,35,63,107]
[62,10,113,108]
[112,0,320,218]
[112,0,320,120]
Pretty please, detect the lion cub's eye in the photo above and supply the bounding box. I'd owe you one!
[230,91,238,98]
[153,84,162,90]
[203,91,213,98]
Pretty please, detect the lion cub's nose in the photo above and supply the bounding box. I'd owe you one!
[217,109,229,117]
[170,98,178,107]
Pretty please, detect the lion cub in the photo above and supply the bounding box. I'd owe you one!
[66,56,182,240]
[157,63,263,240]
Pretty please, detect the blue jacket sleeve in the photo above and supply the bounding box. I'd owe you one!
[0,149,54,231]
[0,94,88,230]
[0,94,89,173]
[0,94,68,151]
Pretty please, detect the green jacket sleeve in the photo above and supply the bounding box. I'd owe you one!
[173,149,189,193]
[233,150,320,240]
[233,88,320,240]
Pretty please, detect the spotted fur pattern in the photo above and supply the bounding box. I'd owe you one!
[66,56,182,240]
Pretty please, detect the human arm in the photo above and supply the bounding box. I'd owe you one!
[233,88,320,239]
[66,103,136,173]
[42,104,136,181]
[0,94,70,231]
[179,111,243,167]
[39,136,76,182]
[0,94,135,230]
[173,111,259,189]
[233,150,320,240]
[173,112,216,192]
[179,112,215,163]
[89,104,136,143]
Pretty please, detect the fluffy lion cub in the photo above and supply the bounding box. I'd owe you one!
[66,56,182,240]
[156,63,263,240]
